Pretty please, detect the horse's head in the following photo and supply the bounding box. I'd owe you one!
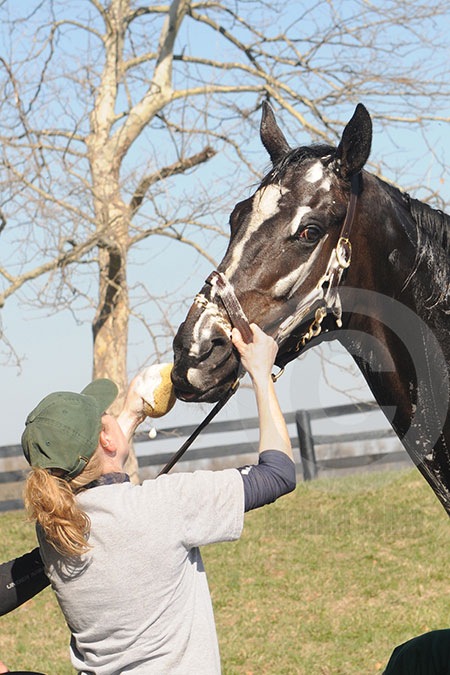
[172,102,373,402]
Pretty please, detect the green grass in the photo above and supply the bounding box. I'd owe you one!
[1,468,449,674]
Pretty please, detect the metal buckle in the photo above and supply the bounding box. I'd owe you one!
[271,367,285,382]
[336,237,352,268]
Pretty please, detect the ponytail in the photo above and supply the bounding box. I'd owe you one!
[24,449,103,557]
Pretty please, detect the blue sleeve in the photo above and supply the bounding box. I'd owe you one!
[0,547,49,616]
[237,450,296,512]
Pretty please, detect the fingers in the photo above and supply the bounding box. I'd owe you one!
[231,324,258,354]
[249,323,263,338]
[231,326,244,349]
[231,323,278,380]
[248,323,278,354]
[232,324,276,347]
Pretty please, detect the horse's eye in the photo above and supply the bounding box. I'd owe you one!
[298,225,322,242]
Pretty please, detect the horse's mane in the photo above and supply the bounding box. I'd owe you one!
[382,179,450,309]
[406,193,450,252]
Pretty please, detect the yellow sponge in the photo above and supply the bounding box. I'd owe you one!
[134,363,176,418]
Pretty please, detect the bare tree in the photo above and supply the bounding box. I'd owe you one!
[0,0,449,478]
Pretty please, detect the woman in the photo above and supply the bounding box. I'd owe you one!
[20,325,295,674]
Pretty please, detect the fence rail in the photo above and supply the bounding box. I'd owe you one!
[0,401,409,512]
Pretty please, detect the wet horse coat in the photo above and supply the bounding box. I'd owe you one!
[172,103,450,514]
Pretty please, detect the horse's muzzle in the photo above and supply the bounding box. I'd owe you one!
[171,363,239,403]
[172,318,240,402]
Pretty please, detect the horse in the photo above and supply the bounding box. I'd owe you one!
[171,101,450,515]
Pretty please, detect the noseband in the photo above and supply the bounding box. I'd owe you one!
[158,173,361,475]
[204,271,254,344]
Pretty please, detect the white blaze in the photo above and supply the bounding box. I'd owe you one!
[304,161,324,183]
[290,206,312,235]
[188,294,231,358]
[224,184,287,279]
[189,306,230,357]
[273,235,329,298]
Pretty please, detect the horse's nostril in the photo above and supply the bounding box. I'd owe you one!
[211,334,229,349]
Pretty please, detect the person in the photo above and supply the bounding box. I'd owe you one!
[0,546,48,618]
[10,324,295,674]
[383,629,450,674]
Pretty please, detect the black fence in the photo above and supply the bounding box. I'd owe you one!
[0,401,409,513]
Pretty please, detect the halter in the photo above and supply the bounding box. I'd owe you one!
[157,173,361,475]
[209,172,361,362]
[274,172,361,367]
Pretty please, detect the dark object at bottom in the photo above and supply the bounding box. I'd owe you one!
[383,629,450,674]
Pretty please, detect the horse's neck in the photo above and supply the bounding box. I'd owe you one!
[343,182,450,434]
[340,179,450,512]
[345,174,450,410]
[340,313,450,513]
[368,174,450,318]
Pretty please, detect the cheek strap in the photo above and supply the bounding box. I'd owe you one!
[205,271,253,344]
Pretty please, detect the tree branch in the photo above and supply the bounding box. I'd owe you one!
[149,229,218,266]
[111,0,189,164]
[0,229,107,308]
[171,53,329,138]
[2,159,97,228]
[129,145,216,217]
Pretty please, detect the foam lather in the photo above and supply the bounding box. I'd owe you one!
[134,363,176,418]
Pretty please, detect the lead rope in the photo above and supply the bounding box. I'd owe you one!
[156,379,240,476]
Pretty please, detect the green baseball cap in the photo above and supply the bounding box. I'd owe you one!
[22,379,119,480]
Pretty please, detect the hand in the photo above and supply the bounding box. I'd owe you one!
[121,373,148,422]
[120,363,176,424]
[231,324,278,385]
[117,373,149,442]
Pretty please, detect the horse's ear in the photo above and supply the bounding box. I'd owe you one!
[335,103,372,179]
[260,101,291,165]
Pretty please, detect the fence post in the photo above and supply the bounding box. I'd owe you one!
[295,410,317,480]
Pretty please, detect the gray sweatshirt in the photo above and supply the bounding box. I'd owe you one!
[37,468,244,674]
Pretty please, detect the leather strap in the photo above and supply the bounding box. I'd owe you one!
[206,271,254,343]
[156,379,239,476]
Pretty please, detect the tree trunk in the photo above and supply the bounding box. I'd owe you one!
[92,235,140,483]
[89,157,140,482]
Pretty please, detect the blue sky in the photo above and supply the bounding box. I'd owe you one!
[0,1,449,447]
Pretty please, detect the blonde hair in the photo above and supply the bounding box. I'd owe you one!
[24,447,103,557]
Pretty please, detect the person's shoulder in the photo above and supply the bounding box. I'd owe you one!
[76,480,134,507]
[141,468,241,498]
[146,467,241,486]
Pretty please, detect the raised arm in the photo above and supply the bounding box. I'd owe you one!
[231,324,296,512]
[231,324,293,460]
[116,375,147,443]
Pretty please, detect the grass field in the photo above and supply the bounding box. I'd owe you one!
[1,468,449,674]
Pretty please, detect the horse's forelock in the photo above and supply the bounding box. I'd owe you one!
[261,143,336,187]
